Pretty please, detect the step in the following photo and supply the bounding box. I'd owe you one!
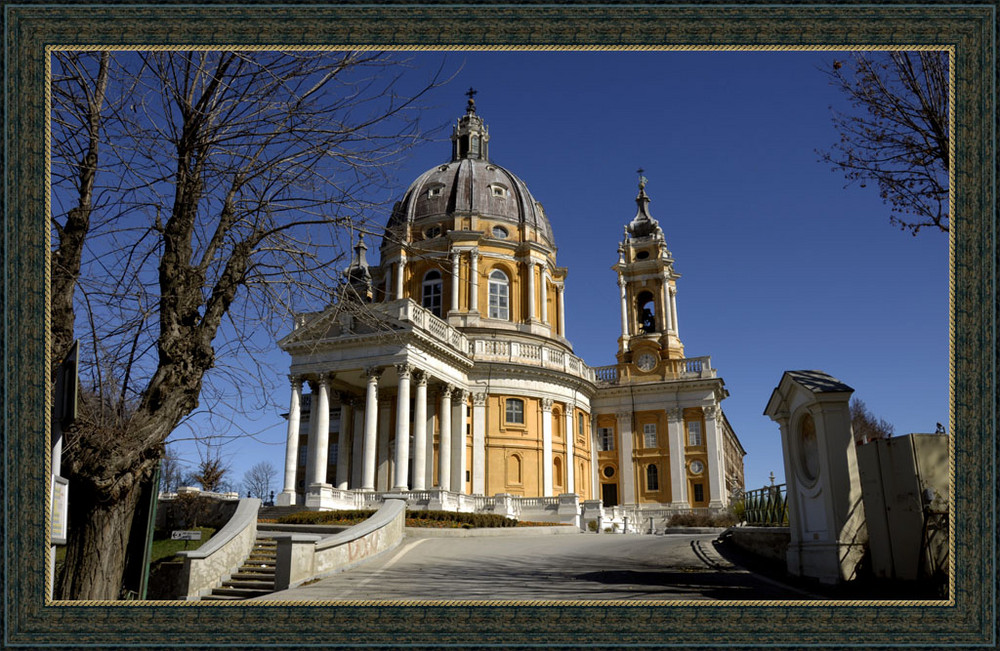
[222,579,274,591]
[231,571,275,580]
[209,586,274,598]
[201,594,246,601]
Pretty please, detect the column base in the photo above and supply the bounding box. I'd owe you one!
[275,490,297,507]
[304,483,336,510]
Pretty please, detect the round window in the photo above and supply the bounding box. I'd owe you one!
[636,250,650,259]
[602,466,615,478]
[689,460,704,475]
[492,225,508,239]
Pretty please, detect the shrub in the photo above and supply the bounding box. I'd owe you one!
[587,520,599,532]
[666,510,738,528]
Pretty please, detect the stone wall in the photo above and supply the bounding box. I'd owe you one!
[726,526,790,565]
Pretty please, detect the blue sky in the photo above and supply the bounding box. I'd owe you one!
[168,50,949,493]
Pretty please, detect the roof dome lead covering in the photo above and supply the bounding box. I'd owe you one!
[387,93,555,246]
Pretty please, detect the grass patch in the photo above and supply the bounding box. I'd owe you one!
[149,526,217,562]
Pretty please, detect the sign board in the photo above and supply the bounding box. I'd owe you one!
[171,530,202,541]
[50,475,69,545]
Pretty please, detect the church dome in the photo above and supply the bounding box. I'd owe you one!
[386,93,554,246]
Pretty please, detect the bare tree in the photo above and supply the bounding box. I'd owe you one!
[820,51,949,234]
[158,446,185,494]
[850,398,895,444]
[51,50,446,599]
[242,461,277,500]
[191,455,229,493]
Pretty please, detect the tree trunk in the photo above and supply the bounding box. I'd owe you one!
[56,478,143,601]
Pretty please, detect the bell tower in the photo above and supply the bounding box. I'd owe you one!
[613,173,684,374]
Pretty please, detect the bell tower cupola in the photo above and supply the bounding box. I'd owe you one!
[451,88,490,161]
[613,172,685,371]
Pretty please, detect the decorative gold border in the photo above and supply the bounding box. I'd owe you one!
[7,3,994,647]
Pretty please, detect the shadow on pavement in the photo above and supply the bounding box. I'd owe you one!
[713,532,946,601]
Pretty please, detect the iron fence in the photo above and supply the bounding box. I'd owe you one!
[741,483,788,526]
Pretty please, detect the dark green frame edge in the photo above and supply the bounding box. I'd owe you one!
[3,2,995,648]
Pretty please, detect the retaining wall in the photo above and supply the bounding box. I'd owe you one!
[272,498,407,592]
[726,526,790,564]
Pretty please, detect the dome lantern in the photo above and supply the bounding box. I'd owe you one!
[451,88,490,161]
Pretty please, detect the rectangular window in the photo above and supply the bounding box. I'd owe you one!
[687,421,703,446]
[646,464,659,491]
[329,442,338,467]
[598,427,615,451]
[693,483,705,503]
[505,398,524,425]
[577,413,585,438]
[643,423,657,448]
[298,446,307,466]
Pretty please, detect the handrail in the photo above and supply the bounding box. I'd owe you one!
[741,484,789,526]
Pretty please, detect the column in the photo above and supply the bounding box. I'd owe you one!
[526,259,536,321]
[704,405,726,507]
[412,371,428,490]
[451,390,468,493]
[385,266,392,300]
[438,386,453,490]
[541,399,554,497]
[336,398,351,490]
[668,408,688,506]
[566,407,576,495]
[662,276,674,333]
[618,275,629,336]
[377,400,391,490]
[670,287,679,336]
[617,411,635,505]
[361,367,381,491]
[557,284,566,336]
[590,414,600,501]
[450,252,460,314]
[351,405,364,489]
[469,249,479,313]
[277,376,302,505]
[472,392,487,494]
[392,364,412,490]
[305,374,331,488]
[425,391,436,488]
[395,255,406,300]
[540,274,549,324]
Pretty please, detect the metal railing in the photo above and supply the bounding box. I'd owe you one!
[741,483,788,526]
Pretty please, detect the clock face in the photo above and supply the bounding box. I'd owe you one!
[690,460,704,475]
[636,353,657,371]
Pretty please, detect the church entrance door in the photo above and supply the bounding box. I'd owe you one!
[602,483,618,507]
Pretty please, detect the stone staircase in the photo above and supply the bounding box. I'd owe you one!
[201,536,277,601]
[256,505,304,521]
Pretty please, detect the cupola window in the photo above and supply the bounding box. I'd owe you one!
[490,184,508,198]
[422,270,443,317]
[491,225,508,239]
[636,250,650,260]
[427,184,444,198]
[488,269,509,320]
[424,225,441,239]
[636,291,657,333]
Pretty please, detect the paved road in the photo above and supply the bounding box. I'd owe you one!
[257,532,811,602]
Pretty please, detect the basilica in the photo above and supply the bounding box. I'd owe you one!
[275,95,745,515]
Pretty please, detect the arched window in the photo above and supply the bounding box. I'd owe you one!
[422,270,442,317]
[636,291,656,333]
[488,269,510,320]
[646,464,659,491]
[553,457,563,489]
